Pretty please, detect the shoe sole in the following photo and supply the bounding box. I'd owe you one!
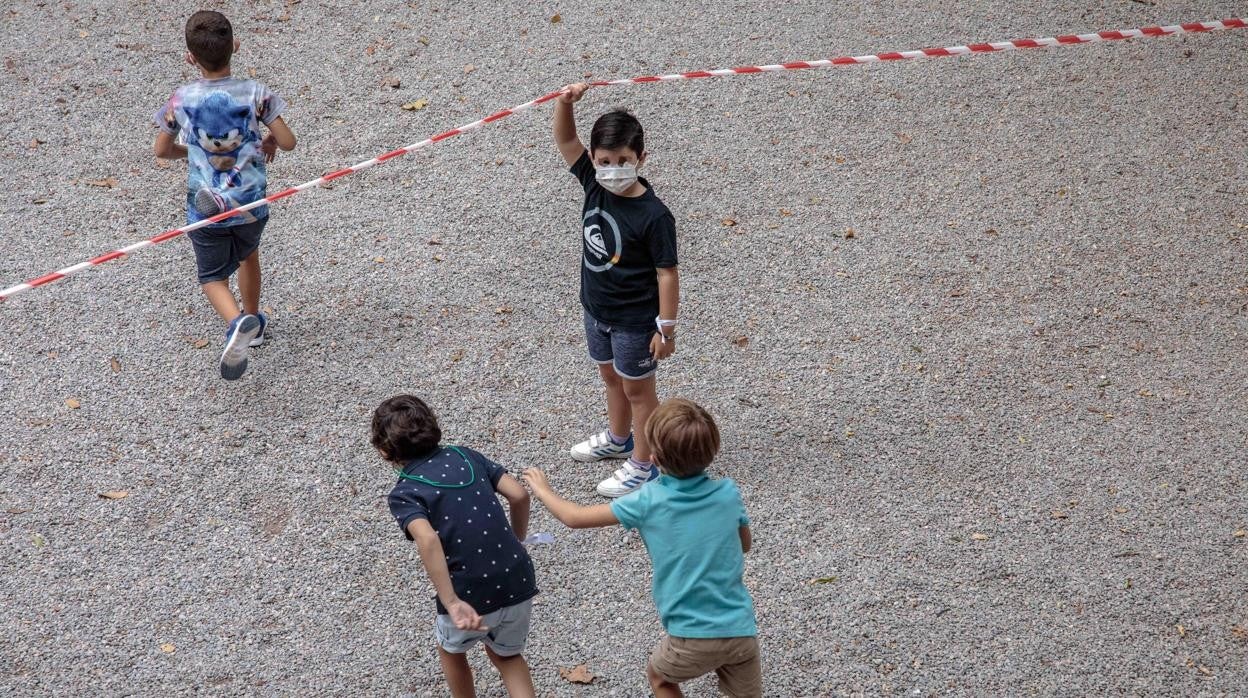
[194,189,224,217]
[571,448,633,463]
[220,315,261,380]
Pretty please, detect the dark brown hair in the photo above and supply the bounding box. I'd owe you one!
[590,109,644,157]
[185,11,233,71]
[371,395,442,462]
[644,398,721,478]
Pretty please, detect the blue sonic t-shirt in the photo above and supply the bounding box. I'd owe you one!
[154,77,286,227]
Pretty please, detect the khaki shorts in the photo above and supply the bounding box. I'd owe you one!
[649,635,761,698]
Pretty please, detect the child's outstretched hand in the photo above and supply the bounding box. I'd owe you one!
[522,467,552,495]
[446,598,487,631]
[261,134,279,163]
[558,83,590,104]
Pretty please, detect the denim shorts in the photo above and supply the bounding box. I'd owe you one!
[584,310,658,380]
[187,216,267,284]
[435,598,533,656]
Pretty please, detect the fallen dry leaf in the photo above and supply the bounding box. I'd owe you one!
[401,98,429,111]
[418,36,430,46]
[65,398,81,409]
[99,490,129,500]
[109,357,122,374]
[844,228,856,239]
[1233,529,1246,538]
[896,132,912,144]
[779,208,793,217]
[374,256,386,264]
[550,13,563,23]
[1051,510,1068,520]
[731,335,749,347]
[1177,624,1187,638]
[193,339,210,349]
[970,532,990,541]
[496,306,513,315]
[559,664,594,684]
[160,642,176,654]
[721,218,737,227]
[450,349,464,362]
[463,64,476,74]
[86,177,118,188]
[381,76,401,89]
[811,576,838,584]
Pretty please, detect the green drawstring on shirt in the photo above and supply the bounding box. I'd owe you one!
[394,446,476,488]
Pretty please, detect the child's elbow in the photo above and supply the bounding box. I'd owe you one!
[281,134,297,151]
[508,489,531,509]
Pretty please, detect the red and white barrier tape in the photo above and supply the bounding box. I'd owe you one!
[2,18,1243,302]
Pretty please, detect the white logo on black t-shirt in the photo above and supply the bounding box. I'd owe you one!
[583,207,622,273]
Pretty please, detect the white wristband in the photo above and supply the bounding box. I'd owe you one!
[656,315,677,343]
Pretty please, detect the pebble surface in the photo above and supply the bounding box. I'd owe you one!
[1,1,1246,695]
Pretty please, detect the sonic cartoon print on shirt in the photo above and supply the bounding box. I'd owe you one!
[155,78,286,227]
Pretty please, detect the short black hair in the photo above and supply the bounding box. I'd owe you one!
[589,109,644,157]
[371,395,442,463]
[185,11,233,71]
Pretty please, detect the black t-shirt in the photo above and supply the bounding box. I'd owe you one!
[388,446,538,615]
[570,151,678,330]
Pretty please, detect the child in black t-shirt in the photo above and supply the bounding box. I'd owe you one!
[375,395,538,698]
[553,83,681,499]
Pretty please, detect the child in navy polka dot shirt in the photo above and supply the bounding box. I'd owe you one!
[375,395,538,697]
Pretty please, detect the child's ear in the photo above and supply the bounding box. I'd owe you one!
[185,52,197,67]
[233,39,241,53]
[637,151,648,167]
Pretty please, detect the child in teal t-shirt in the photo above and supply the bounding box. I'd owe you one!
[525,399,760,697]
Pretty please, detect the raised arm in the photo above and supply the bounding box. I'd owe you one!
[523,468,619,529]
[494,473,531,541]
[553,83,589,167]
[406,518,485,630]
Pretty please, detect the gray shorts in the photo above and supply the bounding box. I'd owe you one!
[584,310,658,380]
[187,217,267,284]
[435,598,533,656]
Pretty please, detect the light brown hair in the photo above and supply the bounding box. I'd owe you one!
[644,398,720,478]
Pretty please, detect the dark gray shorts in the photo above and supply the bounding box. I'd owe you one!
[584,310,658,380]
[187,217,267,284]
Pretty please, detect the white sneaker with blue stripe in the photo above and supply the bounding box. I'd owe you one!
[219,313,260,381]
[596,460,658,498]
[570,430,633,462]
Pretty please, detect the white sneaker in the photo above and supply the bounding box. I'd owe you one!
[570,430,634,462]
[596,461,658,498]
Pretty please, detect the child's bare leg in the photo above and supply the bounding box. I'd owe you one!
[484,646,535,698]
[647,662,683,698]
[201,280,240,323]
[622,375,660,462]
[598,363,632,439]
[437,646,476,698]
[236,249,261,316]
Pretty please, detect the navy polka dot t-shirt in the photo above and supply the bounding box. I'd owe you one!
[388,446,538,615]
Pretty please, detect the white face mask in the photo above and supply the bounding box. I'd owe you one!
[596,163,638,194]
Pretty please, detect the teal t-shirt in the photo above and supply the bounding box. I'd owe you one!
[610,473,756,638]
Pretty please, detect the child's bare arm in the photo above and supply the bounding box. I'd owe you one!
[261,116,296,163]
[153,131,187,160]
[523,468,619,529]
[739,525,752,554]
[406,518,485,630]
[553,83,589,167]
[494,474,530,541]
[650,266,680,361]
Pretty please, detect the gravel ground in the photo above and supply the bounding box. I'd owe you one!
[2,1,1247,695]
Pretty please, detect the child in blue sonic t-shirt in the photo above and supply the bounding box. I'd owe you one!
[153,10,295,381]
[524,399,761,698]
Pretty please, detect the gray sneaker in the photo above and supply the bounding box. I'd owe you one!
[220,314,260,380]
